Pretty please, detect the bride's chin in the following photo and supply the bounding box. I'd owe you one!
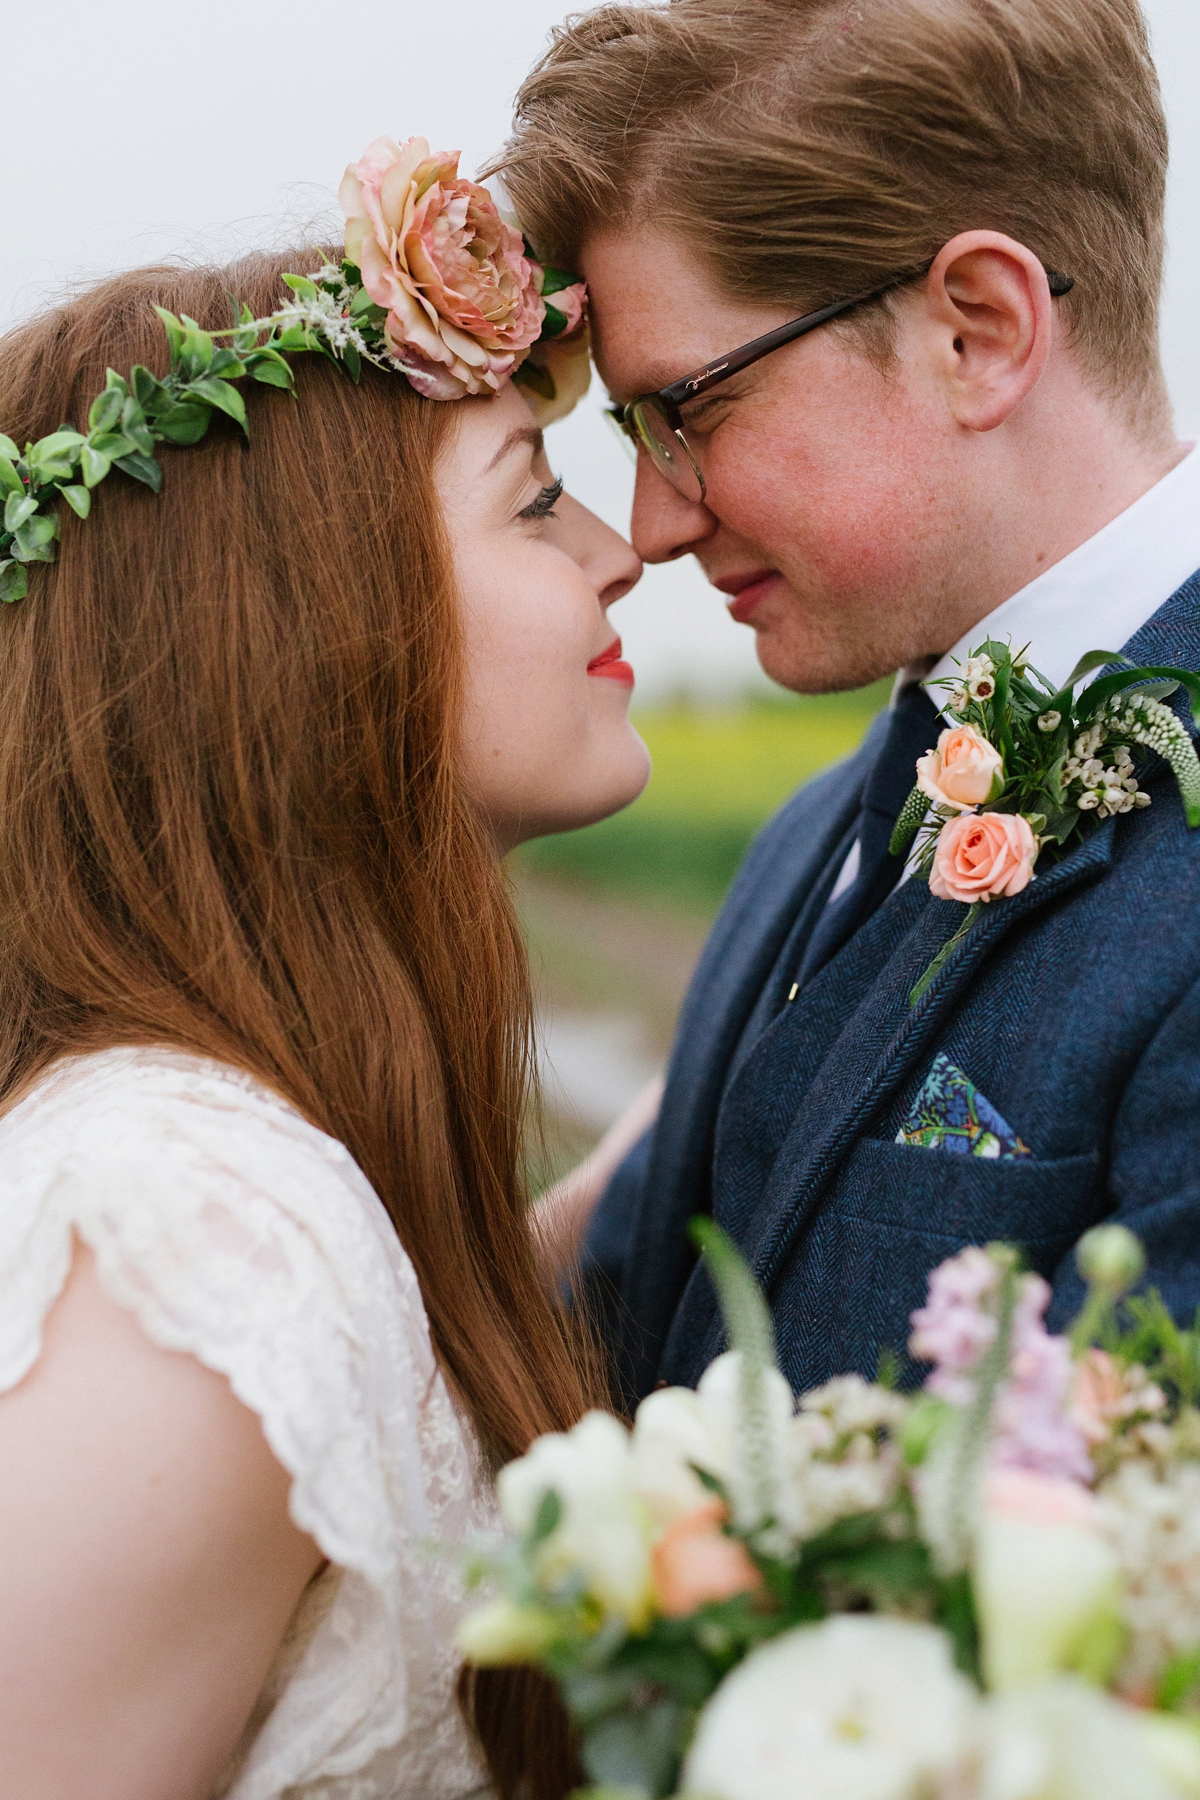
[498,725,651,851]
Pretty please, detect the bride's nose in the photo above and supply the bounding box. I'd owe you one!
[554,492,643,608]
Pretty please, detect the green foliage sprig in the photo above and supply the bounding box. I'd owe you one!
[0,261,395,607]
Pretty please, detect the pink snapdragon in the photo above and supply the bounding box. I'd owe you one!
[910,1249,1093,1484]
[909,1246,1002,1405]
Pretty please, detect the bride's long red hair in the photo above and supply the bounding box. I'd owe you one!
[0,251,592,1795]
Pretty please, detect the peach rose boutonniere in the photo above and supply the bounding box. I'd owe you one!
[891,640,1200,1008]
[916,724,1005,812]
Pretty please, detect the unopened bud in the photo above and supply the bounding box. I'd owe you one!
[1076,1224,1145,1295]
[456,1598,559,1666]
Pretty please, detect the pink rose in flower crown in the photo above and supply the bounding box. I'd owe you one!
[930,811,1038,903]
[916,724,1004,813]
[339,135,545,400]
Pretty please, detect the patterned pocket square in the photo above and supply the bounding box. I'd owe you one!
[896,1053,1032,1159]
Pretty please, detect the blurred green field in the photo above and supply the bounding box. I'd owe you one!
[516,680,890,917]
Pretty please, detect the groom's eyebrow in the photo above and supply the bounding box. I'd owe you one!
[485,424,544,473]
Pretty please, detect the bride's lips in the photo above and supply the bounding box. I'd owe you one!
[716,569,781,624]
[587,636,635,685]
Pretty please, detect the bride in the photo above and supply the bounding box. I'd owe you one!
[0,138,648,1800]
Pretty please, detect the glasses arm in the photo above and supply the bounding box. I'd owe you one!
[658,263,1075,414]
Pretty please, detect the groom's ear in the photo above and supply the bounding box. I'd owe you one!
[922,230,1056,434]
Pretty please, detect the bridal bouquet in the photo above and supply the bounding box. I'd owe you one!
[458,1222,1200,1800]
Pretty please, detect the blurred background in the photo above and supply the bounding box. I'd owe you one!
[3,0,1197,1176]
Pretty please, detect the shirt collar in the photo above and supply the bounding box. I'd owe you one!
[924,442,1200,703]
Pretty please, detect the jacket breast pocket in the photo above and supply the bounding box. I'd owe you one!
[825,1136,1102,1263]
[768,1138,1104,1393]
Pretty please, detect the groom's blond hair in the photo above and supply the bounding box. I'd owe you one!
[497,0,1170,428]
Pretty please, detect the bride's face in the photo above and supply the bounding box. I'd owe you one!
[438,384,651,853]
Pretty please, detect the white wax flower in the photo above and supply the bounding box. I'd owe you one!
[976,1469,1123,1692]
[973,1676,1183,1800]
[1100,1459,1200,1694]
[681,1616,976,1800]
[496,1409,653,1625]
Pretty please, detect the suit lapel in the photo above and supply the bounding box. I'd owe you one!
[747,820,1116,1297]
[617,717,888,1397]
[743,573,1200,1304]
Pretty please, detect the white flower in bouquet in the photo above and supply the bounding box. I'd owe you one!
[1100,1457,1200,1697]
[972,1675,1187,1800]
[681,1615,977,1800]
[974,1467,1123,1692]
[631,1350,797,1536]
[496,1409,653,1626]
[783,1375,908,1539]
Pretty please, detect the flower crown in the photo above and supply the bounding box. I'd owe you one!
[0,135,589,606]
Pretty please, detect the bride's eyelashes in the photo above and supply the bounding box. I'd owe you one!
[518,476,564,522]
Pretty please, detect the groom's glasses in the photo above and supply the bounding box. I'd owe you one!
[606,262,1076,504]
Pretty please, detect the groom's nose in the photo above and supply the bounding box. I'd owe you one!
[630,450,717,565]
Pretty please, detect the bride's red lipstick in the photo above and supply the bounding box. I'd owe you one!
[587,636,635,685]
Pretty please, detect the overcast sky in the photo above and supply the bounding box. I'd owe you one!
[3,0,1196,698]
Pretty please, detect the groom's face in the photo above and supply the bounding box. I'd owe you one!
[583,227,980,694]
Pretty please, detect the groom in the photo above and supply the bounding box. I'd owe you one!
[508,0,1200,1401]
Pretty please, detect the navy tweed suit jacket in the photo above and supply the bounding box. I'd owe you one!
[585,572,1200,1405]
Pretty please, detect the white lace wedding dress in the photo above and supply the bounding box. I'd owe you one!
[0,1046,499,1800]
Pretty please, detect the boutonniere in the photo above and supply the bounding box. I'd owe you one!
[891,640,1200,1005]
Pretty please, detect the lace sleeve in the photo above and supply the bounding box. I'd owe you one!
[0,1049,495,1800]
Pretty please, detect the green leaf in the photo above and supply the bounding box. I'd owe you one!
[130,365,166,410]
[153,307,187,364]
[0,560,28,603]
[113,451,163,493]
[0,433,20,462]
[349,283,380,318]
[13,512,60,561]
[177,315,215,377]
[103,368,130,401]
[27,430,85,483]
[342,341,361,383]
[250,359,294,389]
[1158,1644,1200,1712]
[541,301,569,339]
[152,403,211,446]
[120,398,156,457]
[80,443,112,488]
[276,324,311,352]
[1084,664,1200,731]
[513,359,556,401]
[61,484,91,519]
[580,1703,684,1800]
[4,492,37,533]
[1062,649,1128,692]
[187,377,248,432]
[0,456,24,496]
[281,272,319,301]
[209,348,245,379]
[530,1489,563,1547]
[87,430,138,460]
[539,264,581,298]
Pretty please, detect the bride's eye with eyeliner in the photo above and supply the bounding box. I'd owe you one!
[518,476,564,521]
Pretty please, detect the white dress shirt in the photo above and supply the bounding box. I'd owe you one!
[826,442,1200,907]
[927,441,1200,698]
